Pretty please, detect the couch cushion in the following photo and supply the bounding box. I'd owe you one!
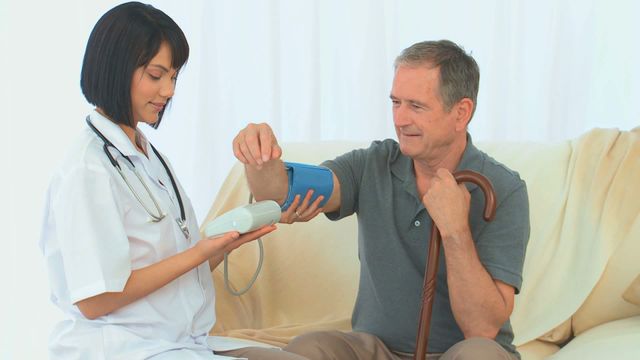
[549,316,640,359]
[535,318,572,345]
[517,340,560,360]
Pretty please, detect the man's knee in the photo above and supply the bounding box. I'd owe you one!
[284,331,346,359]
[440,338,515,360]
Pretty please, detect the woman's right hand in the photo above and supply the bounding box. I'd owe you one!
[232,123,282,167]
[76,226,278,319]
[197,225,277,262]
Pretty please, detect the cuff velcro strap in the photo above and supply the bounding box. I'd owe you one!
[281,162,333,211]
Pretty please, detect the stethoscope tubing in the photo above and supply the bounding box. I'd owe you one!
[86,116,187,229]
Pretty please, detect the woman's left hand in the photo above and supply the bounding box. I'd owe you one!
[199,225,277,261]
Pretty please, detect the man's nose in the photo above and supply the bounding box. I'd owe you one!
[393,105,411,127]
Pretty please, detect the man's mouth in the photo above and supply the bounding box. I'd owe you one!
[400,132,421,137]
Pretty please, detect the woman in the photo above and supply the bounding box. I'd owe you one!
[39,3,293,359]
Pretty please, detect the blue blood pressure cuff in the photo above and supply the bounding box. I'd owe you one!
[281,162,333,211]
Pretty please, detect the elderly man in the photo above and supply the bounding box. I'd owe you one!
[224,39,529,360]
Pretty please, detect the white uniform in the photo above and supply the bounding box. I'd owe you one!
[39,110,237,359]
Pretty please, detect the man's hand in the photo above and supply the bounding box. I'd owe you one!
[422,168,471,238]
[233,123,282,167]
[279,190,325,224]
[232,123,289,205]
[231,122,342,215]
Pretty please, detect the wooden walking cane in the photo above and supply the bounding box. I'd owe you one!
[414,170,497,360]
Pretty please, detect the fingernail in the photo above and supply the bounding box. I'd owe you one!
[262,155,269,162]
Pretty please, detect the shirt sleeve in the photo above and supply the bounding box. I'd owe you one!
[475,182,530,294]
[52,164,132,304]
[321,146,370,221]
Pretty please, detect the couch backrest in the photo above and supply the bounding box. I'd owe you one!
[204,130,640,345]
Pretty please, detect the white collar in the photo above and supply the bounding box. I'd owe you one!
[136,130,151,156]
[88,109,150,158]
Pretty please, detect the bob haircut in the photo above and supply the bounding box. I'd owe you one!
[81,2,189,128]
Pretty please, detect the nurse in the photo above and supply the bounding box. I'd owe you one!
[39,2,280,359]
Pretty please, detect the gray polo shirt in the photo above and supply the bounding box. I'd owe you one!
[322,135,529,356]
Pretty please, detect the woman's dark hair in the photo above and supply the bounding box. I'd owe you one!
[81,2,189,128]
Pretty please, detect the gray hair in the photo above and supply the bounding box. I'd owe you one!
[394,40,480,118]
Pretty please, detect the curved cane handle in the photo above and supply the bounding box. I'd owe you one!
[414,170,497,360]
[453,170,497,221]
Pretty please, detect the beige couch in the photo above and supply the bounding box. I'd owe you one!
[203,128,640,359]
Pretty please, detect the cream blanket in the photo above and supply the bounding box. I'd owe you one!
[505,127,640,345]
[203,128,640,348]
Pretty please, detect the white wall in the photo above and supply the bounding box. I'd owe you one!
[2,0,639,358]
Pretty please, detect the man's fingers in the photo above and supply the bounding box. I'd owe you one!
[436,168,455,182]
[233,139,249,164]
[286,195,302,215]
[297,189,314,213]
[271,143,282,160]
[458,183,470,197]
[245,130,264,166]
[280,195,301,223]
[239,141,259,166]
[259,126,273,163]
[233,123,281,166]
[301,208,323,222]
[302,195,323,218]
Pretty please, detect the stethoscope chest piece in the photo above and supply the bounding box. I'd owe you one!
[176,218,190,240]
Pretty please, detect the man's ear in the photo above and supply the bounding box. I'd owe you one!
[454,98,474,131]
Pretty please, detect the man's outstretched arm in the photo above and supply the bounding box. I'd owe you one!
[232,123,341,221]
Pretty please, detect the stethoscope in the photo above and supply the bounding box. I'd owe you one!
[86,116,190,240]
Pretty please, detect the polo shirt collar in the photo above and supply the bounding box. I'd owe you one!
[454,133,483,192]
[390,133,484,195]
[390,144,418,198]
